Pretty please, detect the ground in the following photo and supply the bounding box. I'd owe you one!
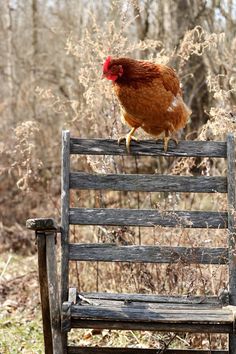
[0,250,229,352]
[0,252,176,353]
[0,253,44,353]
[0,252,189,352]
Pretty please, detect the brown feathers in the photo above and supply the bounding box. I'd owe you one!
[103,56,191,151]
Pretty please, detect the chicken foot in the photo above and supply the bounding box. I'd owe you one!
[163,130,178,152]
[163,136,178,152]
[118,127,139,153]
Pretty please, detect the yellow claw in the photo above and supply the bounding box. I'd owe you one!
[118,127,138,153]
[163,136,178,152]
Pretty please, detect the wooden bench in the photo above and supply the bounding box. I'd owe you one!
[26,131,236,354]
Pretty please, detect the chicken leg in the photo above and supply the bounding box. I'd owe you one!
[163,129,178,152]
[118,127,139,153]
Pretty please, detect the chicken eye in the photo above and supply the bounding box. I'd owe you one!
[110,65,123,77]
[110,66,117,73]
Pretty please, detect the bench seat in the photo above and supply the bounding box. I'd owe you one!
[62,292,235,334]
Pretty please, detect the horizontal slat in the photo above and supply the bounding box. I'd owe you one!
[70,302,233,324]
[71,319,232,333]
[77,299,221,310]
[70,138,227,157]
[69,244,228,264]
[80,292,221,305]
[76,297,225,312]
[75,298,221,310]
[69,208,228,228]
[70,173,227,193]
[68,347,227,354]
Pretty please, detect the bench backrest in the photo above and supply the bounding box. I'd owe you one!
[61,130,236,305]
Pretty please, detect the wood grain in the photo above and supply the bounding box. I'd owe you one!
[68,347,227,354]
[70,138,227,157]
[61,130,70,350]
[70,173,227,193]
[46,233,63,353]
[79,292,221,305]
[69,208,228,228]
[70,318,232,333]
[75,298,220,310]
[70,301,233,323]
[36,232,53,354]
[26,218,58,231]
[69,243,228,264]
[226,134,236,352]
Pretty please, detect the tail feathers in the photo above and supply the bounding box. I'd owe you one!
[176,95,192,122]
[167,94,191,116]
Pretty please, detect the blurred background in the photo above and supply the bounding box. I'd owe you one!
[0,0,236,352]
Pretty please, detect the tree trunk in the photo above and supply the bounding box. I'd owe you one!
[32,0,39,121]
[156,0,211,134]
[2,0,14,127]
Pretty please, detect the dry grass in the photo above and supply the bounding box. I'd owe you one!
[0,253,43,353]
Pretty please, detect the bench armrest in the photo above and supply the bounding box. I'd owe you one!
[27,217,62,352]
[26,218,59,232]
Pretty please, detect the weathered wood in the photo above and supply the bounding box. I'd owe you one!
[68,347,227,354]
[69,208,228,228]
[26,218,58,231]
[68,288,77,304]
[46,233,63,354]
[70,173,227,193]
[80,292,221,305]
[61,130,70,303]
[70,138,227,157]
[227,134,236,352]
[61,301,72,332]
[70,302,234,324]
[36,232,53,354]
[71,318,233,333]
[69,243,228,264]
[227,134,236,303]
[75,298,222,310]
[61,130,70,350]
[28,133,236,353]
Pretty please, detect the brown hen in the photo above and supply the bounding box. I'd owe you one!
[103,56,191,152]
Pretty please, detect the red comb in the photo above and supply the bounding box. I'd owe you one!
[103,56,111,72]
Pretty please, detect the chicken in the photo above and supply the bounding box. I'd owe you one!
[102,56,191,152]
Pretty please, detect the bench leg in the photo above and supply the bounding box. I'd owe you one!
[37,232,53,354]
[229,333,236,353]
[46,232,64,354]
